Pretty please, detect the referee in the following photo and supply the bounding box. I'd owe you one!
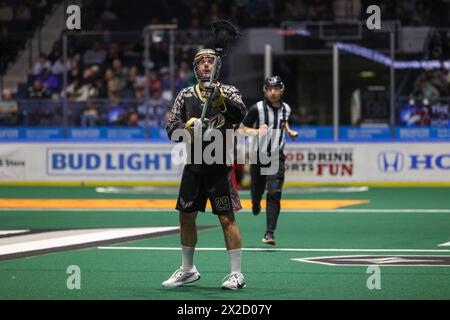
[239,76,298,245]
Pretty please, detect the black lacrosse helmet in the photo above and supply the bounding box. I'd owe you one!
[263,76,285,92]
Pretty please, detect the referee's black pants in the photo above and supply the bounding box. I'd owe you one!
[250,157,285,235]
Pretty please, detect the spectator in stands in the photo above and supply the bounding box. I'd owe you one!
[159,67,173,100]
[105,68,123,100]
[64,80,80,101]
[127,65,146,90]
[27,80,50,99]
[148,70,163,94]
[51,56,70,75]
[422,69,447,96]
[83,41,107,66]
[112,58,127,85]
[92,80,106,100]
[127,111,139,126]
[432,68,450,96]
[147,86,170,126]
[73,68,99,101]
[133,85,145,105]
[133,86,146,125]
[174,60,194,93]
[443,67,450,90]
[414,78,440,100]
[68,46,81,63]
[0,88,18,125]
[32,54,51,76]
[68,60,82,84]
[36,68,60,95]
[80,100,99,127]
[104,68,114,83]
[106,43,122,66]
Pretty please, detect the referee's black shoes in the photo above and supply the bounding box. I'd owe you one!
[252,202,261,216]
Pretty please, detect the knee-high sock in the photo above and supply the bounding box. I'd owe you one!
[227,248,242,274]
[181,245,195,271]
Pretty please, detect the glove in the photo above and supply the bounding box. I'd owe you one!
[203,82,225,111]
[185,117,210,142]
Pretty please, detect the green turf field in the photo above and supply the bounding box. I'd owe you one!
[0,186,449,300]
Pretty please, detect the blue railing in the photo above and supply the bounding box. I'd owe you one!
[1,125,450,142]
[0,98,449,141]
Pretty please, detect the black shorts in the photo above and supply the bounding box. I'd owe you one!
[176,166,242,215]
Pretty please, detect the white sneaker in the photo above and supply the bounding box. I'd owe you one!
[162,266,200,288]
[221,272,246,290]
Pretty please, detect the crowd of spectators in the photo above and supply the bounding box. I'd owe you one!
[401,30,450,127]
[21,35,200,127]
[410,30,450,101]
[93,0,449,29]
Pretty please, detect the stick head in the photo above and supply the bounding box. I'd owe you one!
[212,20,240,57]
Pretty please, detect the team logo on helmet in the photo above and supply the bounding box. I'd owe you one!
[193,49,221,82]
[263,76,285,92]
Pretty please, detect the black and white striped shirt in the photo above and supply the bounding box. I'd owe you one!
[242,99,292,154]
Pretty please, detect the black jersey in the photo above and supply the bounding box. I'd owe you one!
[166,83,246,173]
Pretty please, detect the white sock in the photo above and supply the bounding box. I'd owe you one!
[228,249,242,274]
[181,245,195,271]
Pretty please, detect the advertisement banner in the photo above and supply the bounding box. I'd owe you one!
[0,142,448,183]
[284,142,449,183]
[0,143,183,182]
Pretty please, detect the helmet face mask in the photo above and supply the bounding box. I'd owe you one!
[263,76,285,93]
[193,49,221,83]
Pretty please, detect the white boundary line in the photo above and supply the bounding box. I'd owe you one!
[438,242,450,247]
[96,246,450,253]
[0,230,30,236]
[0,227,180,256]
[325,209,450,213]
[95,186,371,195]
